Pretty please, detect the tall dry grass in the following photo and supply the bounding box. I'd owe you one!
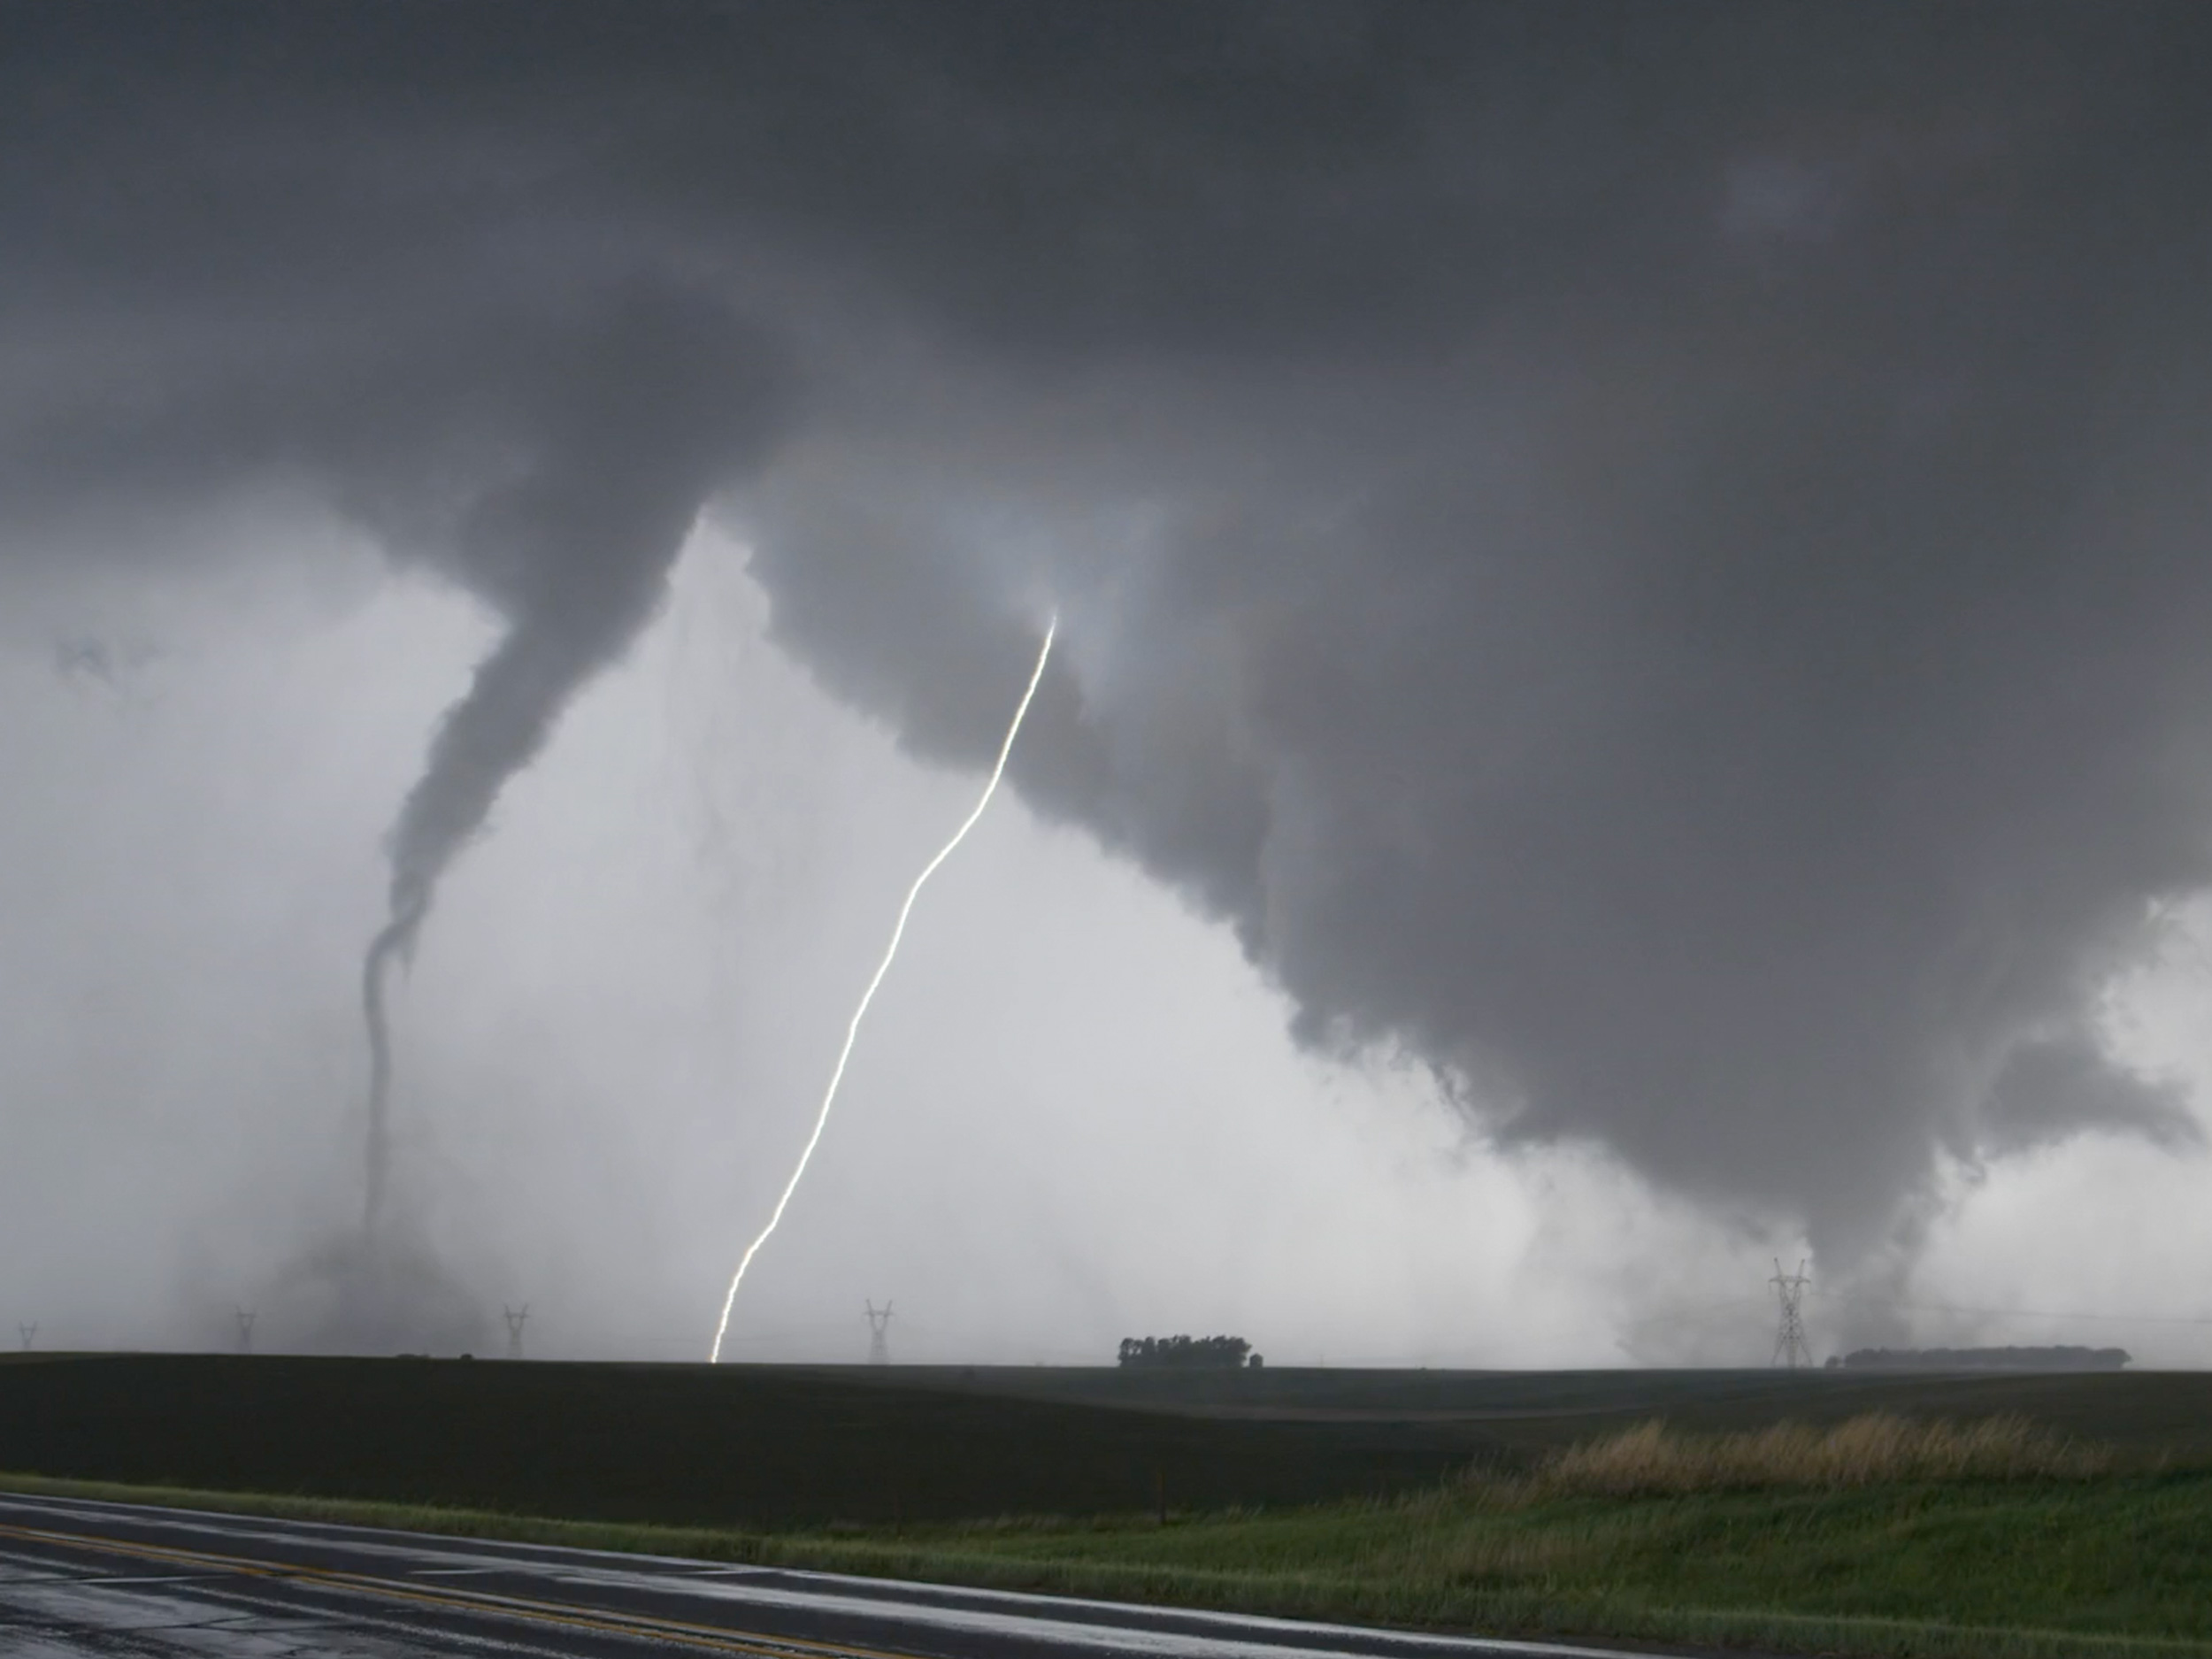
[1495,1413,2111,1499]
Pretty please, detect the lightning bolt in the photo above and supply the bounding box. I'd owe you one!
[710,616,1058,1362]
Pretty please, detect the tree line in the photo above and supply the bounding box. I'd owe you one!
[1117,1334,1262,1369]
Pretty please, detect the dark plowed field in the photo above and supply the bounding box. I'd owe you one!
[1,1354,2201,1526]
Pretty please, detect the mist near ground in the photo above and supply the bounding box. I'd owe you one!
[3,529,2208,1366]
[5,4,2212,1363]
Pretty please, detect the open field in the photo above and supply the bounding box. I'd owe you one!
[950,1360,2212,1455]
[4,1357,2210,1656]
[0,1353,1501,1525]
[5,1355,2212,1525]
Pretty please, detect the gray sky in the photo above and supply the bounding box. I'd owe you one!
[3,3,2210,1363]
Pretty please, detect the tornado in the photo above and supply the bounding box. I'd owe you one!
[358,902,419,1236]
[355,283,788,1240]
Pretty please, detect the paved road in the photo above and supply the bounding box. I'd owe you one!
[0,1491,1657,1659]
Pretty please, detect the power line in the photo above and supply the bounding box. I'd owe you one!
[16,1324,35,1352]
[235,1309,256,1355]
[503,1305,529,1361]
[864,1301,893,1366]
[1770,1258,1812,1369]
[1809,1288,2212,1327]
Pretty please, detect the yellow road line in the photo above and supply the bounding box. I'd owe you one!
[0,1519,921,1659]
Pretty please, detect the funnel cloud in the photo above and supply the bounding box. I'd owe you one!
[4,4,2210,1294]
[354,286,788,1237]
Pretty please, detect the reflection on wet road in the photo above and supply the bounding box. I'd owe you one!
[0,1491,1648,1658]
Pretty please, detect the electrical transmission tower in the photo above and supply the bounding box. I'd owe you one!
[1770,1258,1813,1369]
[864,1301,893,1366]
[16,1323,35,1352]
[503,1305,529,1361]
[235,1309,256,1355]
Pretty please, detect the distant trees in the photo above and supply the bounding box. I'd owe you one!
[1118,1334,1262,1369]
[1831,1345,2131,1371]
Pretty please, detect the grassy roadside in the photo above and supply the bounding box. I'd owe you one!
[7,1417,2211,1659]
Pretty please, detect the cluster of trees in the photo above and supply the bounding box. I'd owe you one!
[1830,1345,2131,1371]
[1117,1334,1262,1369]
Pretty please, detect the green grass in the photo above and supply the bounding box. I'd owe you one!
[6,1459,2211,1659]
[827,1417,2212,1655]
[6,1359,2212,1657]
[1519,1411,2116,1494]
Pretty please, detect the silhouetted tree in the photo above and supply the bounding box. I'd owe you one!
[1839,1345,2130,1371]
[1117,1334,1252,1369]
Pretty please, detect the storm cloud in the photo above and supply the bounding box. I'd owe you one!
[5,1,2211,1266]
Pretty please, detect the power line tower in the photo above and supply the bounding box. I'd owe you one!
[1770,1258,1813,1369]
[235,1309,256,1355]
[16,1324,35,1352]
[503,1305,529,1361]
[864,1301,893,1366]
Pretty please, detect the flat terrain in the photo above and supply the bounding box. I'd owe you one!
[872,1463,2212,1658]
[4,1354,2210,1526]
[5,1356,2210,1657]
[963,1361,2212,1450]
[0,1489,1651,1658]
[0,1354,1515,1525]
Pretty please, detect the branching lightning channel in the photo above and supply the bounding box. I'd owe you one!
[710,616,1058,1363]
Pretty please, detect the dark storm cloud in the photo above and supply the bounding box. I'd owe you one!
[357,284,787,1236]
[6,2,2212,1263]
[1981,1030,2200,1157]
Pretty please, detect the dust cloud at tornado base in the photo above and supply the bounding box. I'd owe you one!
[4,6,2212,1353]
[4,540,2210,1363]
